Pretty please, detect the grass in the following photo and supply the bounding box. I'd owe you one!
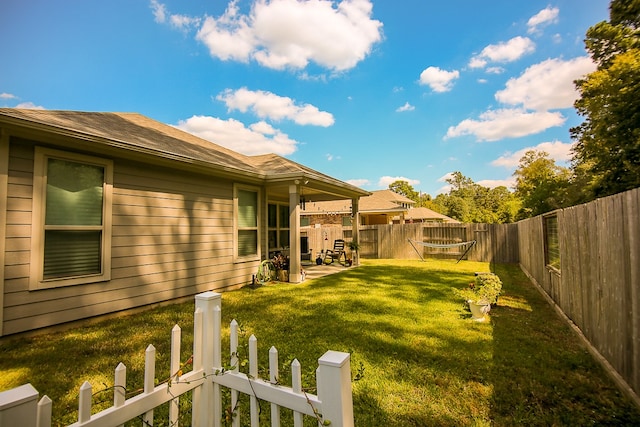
[1,259,640,426]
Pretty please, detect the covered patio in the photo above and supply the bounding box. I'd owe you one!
[258,154,369,283]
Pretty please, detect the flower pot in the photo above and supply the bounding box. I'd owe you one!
[277,269,289,282]
[468,300,490,321]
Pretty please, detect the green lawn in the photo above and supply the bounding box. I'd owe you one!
[1,259,639,426]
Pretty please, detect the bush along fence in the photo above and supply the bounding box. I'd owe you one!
[0,291,354,427]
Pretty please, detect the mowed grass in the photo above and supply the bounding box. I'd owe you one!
[1,259,639,426]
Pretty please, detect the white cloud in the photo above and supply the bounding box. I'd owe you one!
[437,172,453,183]
[435,172,454,194]
[418,66,460,92]
[445,108,566,142]
[15,102,45,110]
[170,14,201,30]
[217,87,335,126]
[191,0,383,71]
[485,66,504,74]
[469,36,535,68]
[249,120,276,135]
[346,178,370,187]
[477,178,516,189]
[175,115,298,156]
[396,102,414,112]
[378,176,420,188]
[527,6,559,34]
[491,140,575,168]
[495,56,596,111]
[0,93,17,100]
[150,0,167,23]
[195,1,255,62]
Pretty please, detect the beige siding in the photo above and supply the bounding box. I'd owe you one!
[3,140,258,335]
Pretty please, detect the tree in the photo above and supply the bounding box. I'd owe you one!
[439,172,521,223]
[513,150,571,218]
[570,0,640,199]
[388,180,419,202]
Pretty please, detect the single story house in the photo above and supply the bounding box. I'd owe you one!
[0,109,369,336]
[399,207,459,224]
[301,189,457,226]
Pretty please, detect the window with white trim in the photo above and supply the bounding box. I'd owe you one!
[235,186,260,259]
[30,148,113,289]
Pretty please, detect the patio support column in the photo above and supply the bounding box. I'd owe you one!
[289,184,302,283]
[351,197,360,266]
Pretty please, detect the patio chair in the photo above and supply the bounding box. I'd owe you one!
[323,239,347,265]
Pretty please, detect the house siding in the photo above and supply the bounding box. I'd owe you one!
[3,138,258,335]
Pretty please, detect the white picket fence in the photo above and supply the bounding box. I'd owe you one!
[0,291,354,427]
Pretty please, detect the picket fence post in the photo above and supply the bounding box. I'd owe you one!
[1,290,355,427]
[193,291,222,427]
[317,351,354,427]
[0,383,39,427]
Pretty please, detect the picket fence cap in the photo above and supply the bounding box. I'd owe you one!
[319,350,350,368]
[0,383,38,409]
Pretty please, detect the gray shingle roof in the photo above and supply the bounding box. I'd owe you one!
[0,108,369,199]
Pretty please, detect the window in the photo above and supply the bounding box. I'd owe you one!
[236,186,259,259]
[30,148,113,289]
[543,214,560,271]
[267,202,290,250]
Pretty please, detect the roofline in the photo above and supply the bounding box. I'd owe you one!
[0,111,371,199]
[0,113,270,182]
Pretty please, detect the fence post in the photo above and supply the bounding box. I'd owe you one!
[194,291,222,427]
[36,395,52,427]
[317,351,354,427]
[0,383,39,427]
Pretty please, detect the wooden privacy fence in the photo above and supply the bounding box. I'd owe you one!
[518,187,640,403]
[0,291,354,427]
[303,222,519,264]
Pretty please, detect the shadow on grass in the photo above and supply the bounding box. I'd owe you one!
[489,264,640,426]
[2,260,639,426]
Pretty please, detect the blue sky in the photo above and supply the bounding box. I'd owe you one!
[1,0,610,195]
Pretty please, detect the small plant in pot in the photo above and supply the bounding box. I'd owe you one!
[455,273,502,321]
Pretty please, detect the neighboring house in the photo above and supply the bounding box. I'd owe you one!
[301,189,457,226]
[400,207,460,224]
[0,109,369,336]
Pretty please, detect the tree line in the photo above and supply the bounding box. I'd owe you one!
[390,0,640,224]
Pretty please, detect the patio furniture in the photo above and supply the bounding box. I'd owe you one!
[323,239,347,265]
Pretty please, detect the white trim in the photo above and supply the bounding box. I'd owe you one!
[29,147,113,290]
[233,184,261,263]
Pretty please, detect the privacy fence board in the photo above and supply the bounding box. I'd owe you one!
[518,187,640,400]
[303,222,518,264]
[304,189,639,401]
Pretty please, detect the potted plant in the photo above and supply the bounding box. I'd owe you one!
[272,253,289,282]
[455,273,502,321]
